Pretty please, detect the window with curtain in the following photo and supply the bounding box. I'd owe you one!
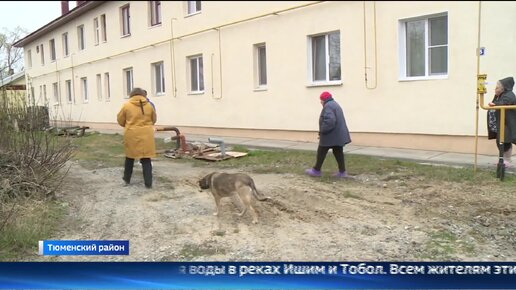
[403,14,448,78]
[310,31,341,82]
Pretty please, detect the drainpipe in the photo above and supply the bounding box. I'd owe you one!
[170,18,177,98]
[474,1,482,172]
[363,1,377,90]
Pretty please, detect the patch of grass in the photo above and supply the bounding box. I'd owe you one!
[178,242,226,260]
[419,229,475,260]
[341,190,362,199]
[71,133,516,187]
[0,199,65,261]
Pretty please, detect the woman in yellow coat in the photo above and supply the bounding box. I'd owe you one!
[117,87,157,188]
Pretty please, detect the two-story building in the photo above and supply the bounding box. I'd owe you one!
[14,1,516,155]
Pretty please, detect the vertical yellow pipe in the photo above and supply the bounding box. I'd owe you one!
[474,1,482,173]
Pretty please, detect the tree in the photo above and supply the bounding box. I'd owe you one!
[0,26,27,78]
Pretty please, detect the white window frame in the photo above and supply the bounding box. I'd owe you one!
[121,5,131,37]
[94,17,100,45]
[81,77,88,103]
[307,31,342,86]
[66,80,73,104]
[104,73,111,101]
[27,49,32,68]
[186,1,201,16]
[52,82,59,105]
[399,13,448,81]
[40,44,45,66]
[152,61,165,95]
[96,74,102,101]
[101,14,107,42]
[254,43,267,89]
[62,32,69,57]
[123,67,134,97]
[49,39,56,62]
[188,55,204,93]
[150,1,161,26]
[78,25,85,50]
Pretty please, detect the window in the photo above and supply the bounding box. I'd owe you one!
[104,73,110,101]
[121,5,131,36]
[81,77,88,102]
[40,44,45,65]
[62,33,69,57]
[78,25,85,50]
[123,68,133,97]
[52,82,59,104]
[150,1,161,26]
[254,44,267,87]
[96,74,102,100]
[94,17,100,45]
[152,61,165,94]
[41,85,47,104]
[66,80,73,103]
[401,14,448,78]
[27,49,32,68]
[187,1,201,15]
[189,55,204,92]
[49,39,56,62]
[309,31,341,83]
[101,14,107,42]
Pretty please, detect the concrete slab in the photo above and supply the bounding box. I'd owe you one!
[348,147,444,160]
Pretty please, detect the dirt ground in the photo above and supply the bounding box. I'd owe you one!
[34,159,514,262]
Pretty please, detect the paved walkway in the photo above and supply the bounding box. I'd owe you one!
[92,128,512,172]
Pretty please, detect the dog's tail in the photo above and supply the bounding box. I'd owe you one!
[250,180,271,201]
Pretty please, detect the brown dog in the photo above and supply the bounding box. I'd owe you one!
[198,172,270,224]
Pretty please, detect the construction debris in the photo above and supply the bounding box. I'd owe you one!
[156,127,247,161]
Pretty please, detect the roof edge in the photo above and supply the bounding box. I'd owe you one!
[14,1,106,48]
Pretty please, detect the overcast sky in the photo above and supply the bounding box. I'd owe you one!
[0,1,67,35]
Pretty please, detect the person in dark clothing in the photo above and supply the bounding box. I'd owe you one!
[305,91,352,178]
[487,76,516,167]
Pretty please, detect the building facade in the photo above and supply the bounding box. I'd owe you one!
[14,1,516,155]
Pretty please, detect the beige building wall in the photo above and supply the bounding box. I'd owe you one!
[20,1,516,155]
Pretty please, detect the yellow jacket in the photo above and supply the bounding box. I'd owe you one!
[117,95,157,159]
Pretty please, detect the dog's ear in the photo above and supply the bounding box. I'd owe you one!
[207,172,216,187]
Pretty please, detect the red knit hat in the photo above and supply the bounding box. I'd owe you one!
[320,91,332,101]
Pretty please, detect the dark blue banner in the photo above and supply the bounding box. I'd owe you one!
[39,240,129,256]
[0,262,514,289]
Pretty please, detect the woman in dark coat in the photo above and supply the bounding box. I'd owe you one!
[305,91,351,177]
[487,76,516,167]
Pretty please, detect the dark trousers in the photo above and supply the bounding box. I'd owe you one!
[123,157,152,188]
[314,145,346,172]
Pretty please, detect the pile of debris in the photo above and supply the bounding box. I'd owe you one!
[156,127,247,161]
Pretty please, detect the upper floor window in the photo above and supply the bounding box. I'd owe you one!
[94,17,100,45]
[188,55,204,93]
[49,39,56,62]
[254,43,267,88]
[187,1,201,15]
[309,31,341,83]
[27,49,32,68]
[40,44,45,66]
[77,25,85,50]
[150,1,161,26]
[101,14,107,42]
[62,32,69,57]
[400,14,448,79]
[121,5,131,36]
